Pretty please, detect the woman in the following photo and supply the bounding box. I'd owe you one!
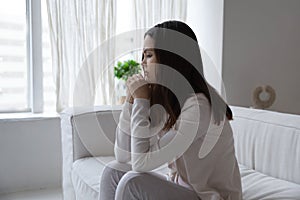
[100,20,242,200]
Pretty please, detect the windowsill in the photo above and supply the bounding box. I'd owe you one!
[0,112,59,121]
[0,105,124,121]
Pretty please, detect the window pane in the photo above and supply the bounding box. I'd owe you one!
[0,0,28,112]
[42,0,56,112]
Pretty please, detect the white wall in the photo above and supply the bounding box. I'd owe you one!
[222,0,300,114]
[0,117,61,194]
[186,0,224,93]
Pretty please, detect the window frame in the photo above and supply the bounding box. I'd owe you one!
[27,0,43,113]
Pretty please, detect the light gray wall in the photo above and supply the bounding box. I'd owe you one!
[0,117,62,194]
[187,0,224,93]
[223,0,300,114]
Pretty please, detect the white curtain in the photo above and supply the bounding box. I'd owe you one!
[46,0,186,112]
[133,0,187,29]
[46,0,117,112]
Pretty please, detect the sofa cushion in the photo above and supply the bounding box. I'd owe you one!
[230,106,300,184]
[71,156,169,200]
[239,164,300,199]
[72,156,300,200]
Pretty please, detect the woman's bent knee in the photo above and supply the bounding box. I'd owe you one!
[115,171,148,200]
[101,161,131,182]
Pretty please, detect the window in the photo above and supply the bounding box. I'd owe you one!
[0,0,28,112]
[0,0,55,113]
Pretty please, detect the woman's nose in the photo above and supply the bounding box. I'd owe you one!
[141,64,146,75]
[141,56,146,65]
[141,59,146,70]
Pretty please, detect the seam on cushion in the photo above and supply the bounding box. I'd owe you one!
[240,164,300,186]
[234,115,300,131]
[72,159,100,193]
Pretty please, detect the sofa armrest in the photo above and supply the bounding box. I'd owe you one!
[60,105,122,200]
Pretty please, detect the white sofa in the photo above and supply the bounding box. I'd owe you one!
[60,105,300,200]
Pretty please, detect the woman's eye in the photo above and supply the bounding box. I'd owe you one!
[146,54,152,58]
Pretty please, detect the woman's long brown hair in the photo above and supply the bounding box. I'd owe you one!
[144,21,233,131]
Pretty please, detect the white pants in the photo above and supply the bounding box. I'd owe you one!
[99,161,200,200]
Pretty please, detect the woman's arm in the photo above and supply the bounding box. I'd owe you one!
[114,99,165,164]
[131,98,201,172]
[114,97,133,163]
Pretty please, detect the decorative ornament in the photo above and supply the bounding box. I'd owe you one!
[252,85,276,109]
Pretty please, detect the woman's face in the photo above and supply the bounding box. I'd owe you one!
[142,35,158,82]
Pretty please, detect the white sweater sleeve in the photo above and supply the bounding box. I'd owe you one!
[131,98,201,172]
[114,101,132,163]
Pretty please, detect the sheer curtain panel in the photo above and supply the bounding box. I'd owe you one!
[46,0,117,112]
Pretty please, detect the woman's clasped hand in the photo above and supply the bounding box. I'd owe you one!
[126,73,151,100]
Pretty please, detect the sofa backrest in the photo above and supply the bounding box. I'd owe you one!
[230,106,300,184]
[61,106,121,161]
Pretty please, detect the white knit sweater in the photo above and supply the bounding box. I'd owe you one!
[114,93,242,200]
